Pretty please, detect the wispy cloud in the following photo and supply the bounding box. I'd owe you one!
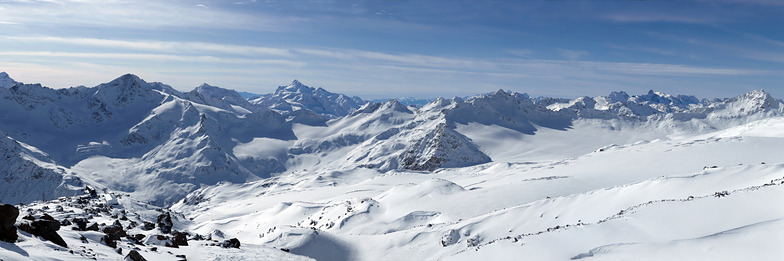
[556,49,589,60]
[3,36,294,57]
[0,0,289,31]
[604,14,715,24]
[295,48,497,70]
[0,51,306,67]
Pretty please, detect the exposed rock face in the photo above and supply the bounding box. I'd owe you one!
[0,204,19,243]
[400,123,491,171]
[157,213,173,234]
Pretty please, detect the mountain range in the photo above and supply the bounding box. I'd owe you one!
[1,72,782,260]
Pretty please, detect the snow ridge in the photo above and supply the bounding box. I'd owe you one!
[250,80,367,118]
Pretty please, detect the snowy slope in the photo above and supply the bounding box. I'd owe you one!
[182,83,259,115]
[2,72,783,260]
[0,74,294,206]
[172,116,784,260]
[0,131,83,204]
[371,97,436,107]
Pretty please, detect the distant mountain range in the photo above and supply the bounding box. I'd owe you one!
[0,71,781,205]
[2,71,784,260]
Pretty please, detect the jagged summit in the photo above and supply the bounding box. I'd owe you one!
[0,71,19,88]
[252,80,367,117]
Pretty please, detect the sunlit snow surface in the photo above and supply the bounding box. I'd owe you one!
[1,73,783,260]
[171,118,784,260]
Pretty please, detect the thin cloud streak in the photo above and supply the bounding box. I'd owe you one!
[3,36,294,57]
[0,0,287,31]
[0,51,306,67]
[603,13,715,24]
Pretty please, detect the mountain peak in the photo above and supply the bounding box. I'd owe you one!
[0,71,19,88]
[106,73,148,88]
[291,79,303,86]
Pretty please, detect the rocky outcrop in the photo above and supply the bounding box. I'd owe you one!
[157,213,173,234]
[0,204,19,243]
[17,218,68,248]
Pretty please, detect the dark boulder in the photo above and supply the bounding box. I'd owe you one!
[157,213,173,234]
[23,219,68,248]
[124,249,147,261]
[0,204,19,243]
[172,231,188,246]
[220,238,240,248]
[103,223,127,240]
[141,221,155,231]
[101,235,117,248]
[86,222,99,231]
[128,233,145,244]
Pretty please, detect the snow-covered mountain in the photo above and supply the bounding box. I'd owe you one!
[250,80,367,118]
[0,131,83,204]
[371,97,437,107]
[1,72,783,260]
[0,72,19,88]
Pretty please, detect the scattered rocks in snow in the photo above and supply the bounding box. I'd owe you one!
[714,191,730,197]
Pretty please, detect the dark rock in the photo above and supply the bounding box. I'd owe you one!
[157,213,173,234]
[125,249,147,261]
[141,221,155,231]
[60,219,71,226]
[190,234,204,241]
[86,223,99,231]
[151,234,177,248]
[85,186,98,198]
[172,231,188,246]
[72,218,88,231]
[127,220,138,230]
[30,219,68,248]
[103,223,127,240]
[102,235,117,248]
[80,235,88,243]
[175,254,187,261]
[16,222,32,234]
[128,234,145,244]
[22,214,35,221]
[220,238,240,248]
[0,204,19,243]
[40,214,55,221]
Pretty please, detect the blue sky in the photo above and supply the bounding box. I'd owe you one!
[1,0,783,99]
